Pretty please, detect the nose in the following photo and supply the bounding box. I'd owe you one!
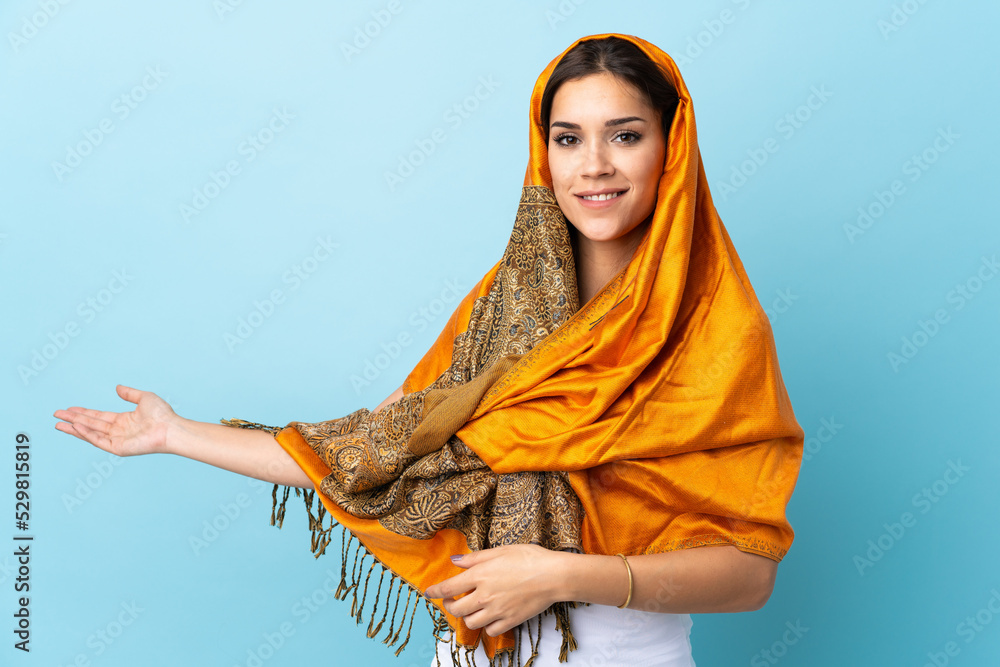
[580,142,614,178]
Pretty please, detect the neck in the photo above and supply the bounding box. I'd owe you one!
[571,218,650,305]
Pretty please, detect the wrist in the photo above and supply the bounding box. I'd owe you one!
[161,413,189,456]
[560,552,631,607]
[554,550,599,603]
[547,550,578,604]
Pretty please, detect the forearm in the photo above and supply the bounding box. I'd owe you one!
[163,384,404,489]
[165,416,312,489]
[558,544,776,613]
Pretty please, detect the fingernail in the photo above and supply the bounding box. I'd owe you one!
[450,554,463,562]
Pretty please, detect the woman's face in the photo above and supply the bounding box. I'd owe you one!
[547,72,666,251]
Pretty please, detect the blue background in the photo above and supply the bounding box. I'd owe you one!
[2,1,998,665]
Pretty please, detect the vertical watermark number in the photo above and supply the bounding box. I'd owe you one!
[13,432,33,652]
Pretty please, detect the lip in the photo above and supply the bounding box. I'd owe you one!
[575,187,627,196]
[575,187,628,209]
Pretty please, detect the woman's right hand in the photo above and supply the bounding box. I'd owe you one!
[54,384,177,458]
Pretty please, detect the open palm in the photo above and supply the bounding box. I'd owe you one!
[54,384,176,457]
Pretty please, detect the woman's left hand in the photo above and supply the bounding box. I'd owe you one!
[424,544,568,637]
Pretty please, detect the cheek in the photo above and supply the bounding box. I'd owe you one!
[547,148,566,187]
[547,153,577,223]
[637,153,664,201]
[547,151,574,203]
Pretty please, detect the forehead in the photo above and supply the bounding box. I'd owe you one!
[549,72,653,118]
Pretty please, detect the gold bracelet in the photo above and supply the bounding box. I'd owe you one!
[616,553,633,609]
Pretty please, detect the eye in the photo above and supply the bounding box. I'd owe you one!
[553,132,580,146]
[613,130,642,144]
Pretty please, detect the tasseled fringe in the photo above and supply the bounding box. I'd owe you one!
[396,584,421,656]
[350,551,370,619]
[219,419,435,657]
[264,479,583,666]
[210,419,586,667]
[356,557,379,623]
[383,578,406,645]
[262,480,427,658]
[366,568,390,637]
[438,600,581,667]
[272,484,291,527]
[429,599,451,637]
[219,417,586,666]
[336,530,353,599]
[220,418,282,436]
[392,586,413,646]
[306,490,337,557]
[550,601,578,662]
[525,611,542,666]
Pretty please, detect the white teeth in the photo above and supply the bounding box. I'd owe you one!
[582,192,623,201]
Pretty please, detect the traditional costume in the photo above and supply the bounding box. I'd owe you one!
[223,32,803,666]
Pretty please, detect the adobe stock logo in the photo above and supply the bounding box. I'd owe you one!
[61,454,125,513]
[672,0,758,66]
[887,254,997,373]
[17,269,134,386]
[383,77,500,192]
[750,619,809,667]
[715,85,832,201]
[8,0,73,53]
[878,0,933,40]
[853,459,969,576]
[55,601,145,664]
[339,0,403,62]
[801,416,844,463]
[179,107,295,223]
[762,287,799,325]
[214,0,249,21]
[350,279,466,393]
[844,127,959,244]
[188,493,252,556]
[51,67,168,183]
[922,588,1000,667]
[225,236,338,352]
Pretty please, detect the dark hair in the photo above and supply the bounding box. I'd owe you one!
[539,36,680,143]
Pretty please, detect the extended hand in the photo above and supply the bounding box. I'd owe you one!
[424,544,568,637]
[54,384,176,457]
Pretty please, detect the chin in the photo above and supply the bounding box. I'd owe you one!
[568,217,630,240]
[570,227,625,244]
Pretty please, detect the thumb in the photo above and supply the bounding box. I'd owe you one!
[116,384,141,405]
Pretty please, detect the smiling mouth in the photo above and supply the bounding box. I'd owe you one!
[578,190,626,201]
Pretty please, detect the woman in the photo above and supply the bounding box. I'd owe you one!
[55,34,803,666]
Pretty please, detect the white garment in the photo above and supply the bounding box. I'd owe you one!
[432,604,695,666]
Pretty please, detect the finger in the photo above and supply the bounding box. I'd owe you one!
[458,606,505,633]
[56,420,111,450]
[56,410,113,436]
[424,581,450,599]
[56,407,117,425]
[116,384,142,405]
[425,571,473,600]
[483,618,514,637]
[450,553,476,569]
[449,548,499,569]
[441,592,483,621]
[54,421,88,442]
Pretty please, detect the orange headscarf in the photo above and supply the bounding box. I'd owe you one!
[229,33,803,665]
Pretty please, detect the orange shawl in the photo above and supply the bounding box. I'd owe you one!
[224,33,803,666]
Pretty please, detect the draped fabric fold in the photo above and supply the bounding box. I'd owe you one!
[222,33,803,666]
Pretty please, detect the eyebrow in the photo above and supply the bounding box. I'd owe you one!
[549,116,648,130]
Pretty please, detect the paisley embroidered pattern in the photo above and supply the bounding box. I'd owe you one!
[292,185,583,553]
